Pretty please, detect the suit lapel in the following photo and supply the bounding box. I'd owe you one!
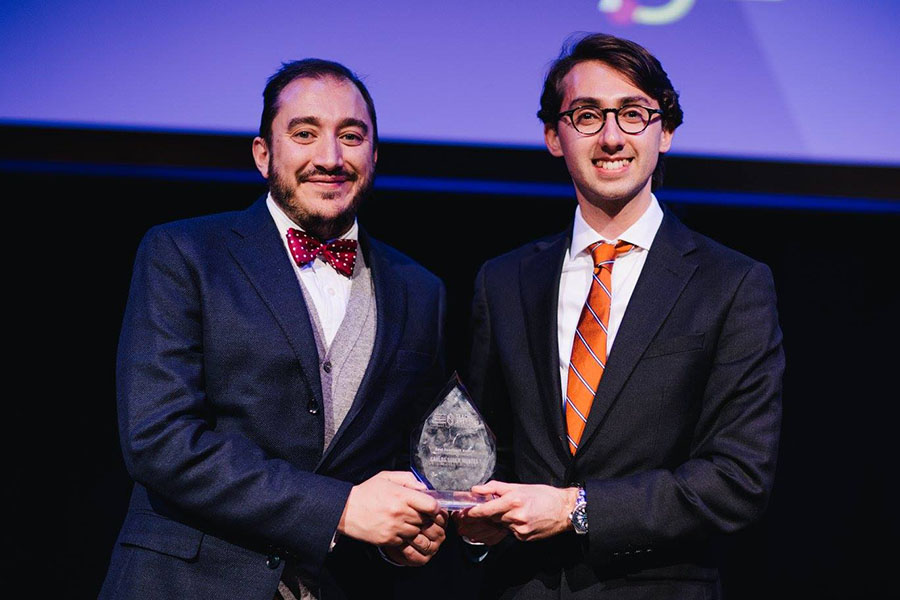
[318,229,407,468]
[225,197,324,409]
[520,231,572,462]
[577,210,698,452]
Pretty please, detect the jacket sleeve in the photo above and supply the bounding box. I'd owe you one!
[116,226,351,576]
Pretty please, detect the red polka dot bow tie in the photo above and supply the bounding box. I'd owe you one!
[285,228,358,278]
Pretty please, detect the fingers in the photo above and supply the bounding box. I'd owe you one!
[375,471,440,515]
[471,527,508,546]
[379,519,427,546]
[399,548,429,566]
[453,509,510,546]
[465,494,515,519]
[378,470,428,491]
[457,520,494,539]
[457,484,574,544]
[433,510,449,529]
[404,524,444,558]
[471,480,513,496]
[419,519,447,543]
[402,487,440,516]
[407,510,447,551]
[382,544,429,567]
[381,513,448,567]
[420,519,445,539]
[407,532,437,555]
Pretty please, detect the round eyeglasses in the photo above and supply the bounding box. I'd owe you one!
[557,105,664,135]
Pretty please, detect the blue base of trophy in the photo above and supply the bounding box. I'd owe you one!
[425,490,491,511]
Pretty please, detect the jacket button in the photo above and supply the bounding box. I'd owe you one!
[308,399,319,414]
[266,554,281,569]
[323,360,332,373]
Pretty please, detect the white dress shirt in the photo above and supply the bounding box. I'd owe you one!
[267,194,357,348]
[557,195,664,404]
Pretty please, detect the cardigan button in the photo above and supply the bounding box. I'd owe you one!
[308,399,319,414]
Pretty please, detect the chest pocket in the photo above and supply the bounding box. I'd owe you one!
[643,333,705,359]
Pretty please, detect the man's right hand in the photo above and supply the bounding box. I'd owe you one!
[337,471,440,546]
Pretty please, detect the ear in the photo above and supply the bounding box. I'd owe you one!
[544,124,564,157]
[658,127,673,154]
[251,136,270,179]
[373,146,378,166]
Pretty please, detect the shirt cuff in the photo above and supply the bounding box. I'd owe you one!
[461,536,490,563]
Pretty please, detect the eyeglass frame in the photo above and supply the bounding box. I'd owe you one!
[557,104,665,135]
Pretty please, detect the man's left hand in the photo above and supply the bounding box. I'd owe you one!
[452,508,509,546]
[465,481,578,542]
[381,510,448,566]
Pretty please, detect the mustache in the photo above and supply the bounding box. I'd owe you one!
[296,167,358,182]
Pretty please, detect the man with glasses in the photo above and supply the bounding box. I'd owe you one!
[457,34,784,599]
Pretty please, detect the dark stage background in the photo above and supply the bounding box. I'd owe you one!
[6,125,897,598]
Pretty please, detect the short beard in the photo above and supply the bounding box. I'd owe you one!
[268,161,373,240]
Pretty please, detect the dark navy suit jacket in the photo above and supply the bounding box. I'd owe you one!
[100,198,446,599]
[467,209,783,599]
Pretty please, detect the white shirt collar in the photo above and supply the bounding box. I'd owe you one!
[569,194,663,258]
[265,193,359,242]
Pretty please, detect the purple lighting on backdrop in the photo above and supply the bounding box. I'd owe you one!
[2,0,898,165]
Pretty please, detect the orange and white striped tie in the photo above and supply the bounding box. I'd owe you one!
[565,240,634,454]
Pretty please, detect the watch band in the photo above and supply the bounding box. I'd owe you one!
[569,486,588,535]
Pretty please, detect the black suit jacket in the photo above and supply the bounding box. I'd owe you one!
[100,198,446,599]
[467,209,783,599]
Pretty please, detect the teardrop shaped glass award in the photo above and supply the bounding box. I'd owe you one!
[411,373,496,510]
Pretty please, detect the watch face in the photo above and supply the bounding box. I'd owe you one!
[572,505,588,534]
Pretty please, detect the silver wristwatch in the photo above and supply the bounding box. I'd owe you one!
[569,486,588,535]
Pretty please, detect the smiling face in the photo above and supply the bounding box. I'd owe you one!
[252,75,377,240]
[545,61,673,217]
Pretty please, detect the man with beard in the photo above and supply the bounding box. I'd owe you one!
[456,34,783,599]
[100,59,448,600]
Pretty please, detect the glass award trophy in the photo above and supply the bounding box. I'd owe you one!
[411,373,496,510]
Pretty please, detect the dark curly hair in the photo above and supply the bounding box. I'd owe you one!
[538,33,683,189]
